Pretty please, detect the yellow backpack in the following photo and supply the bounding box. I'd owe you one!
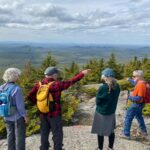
[36,81,54,113]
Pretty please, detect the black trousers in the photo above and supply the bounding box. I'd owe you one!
[97,132,115,150]
[40,115,63,150]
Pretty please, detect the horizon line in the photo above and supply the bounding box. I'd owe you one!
[0,40,150,47]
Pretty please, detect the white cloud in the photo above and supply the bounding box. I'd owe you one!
[0,0,150,44]
[0,5,13,14]
[0,1,146,31]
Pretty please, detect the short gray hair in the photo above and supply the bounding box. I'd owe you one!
[133,70,144,77]
[2,68,21,82]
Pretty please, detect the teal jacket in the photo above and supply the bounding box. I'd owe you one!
[96,83,120,115]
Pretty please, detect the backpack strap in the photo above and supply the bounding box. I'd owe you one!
[0,83,7,91]
[48,81,55,87]
[47,81,55,100]
[7,84,17,94]
[38,81,42,87]
[1,83,17,94]
[38,81,55,87]
[47,81,55,95]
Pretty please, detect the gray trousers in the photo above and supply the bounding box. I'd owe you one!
[40,115,63,150]
[5,117,26,150]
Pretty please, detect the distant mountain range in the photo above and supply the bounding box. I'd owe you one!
[0,42,150,69]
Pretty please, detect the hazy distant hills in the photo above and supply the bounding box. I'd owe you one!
[0,42,150,69]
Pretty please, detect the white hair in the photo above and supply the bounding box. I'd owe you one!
[2,68,21,82]
[133,70,143,77]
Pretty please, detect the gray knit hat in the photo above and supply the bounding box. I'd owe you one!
[44,67,60,76]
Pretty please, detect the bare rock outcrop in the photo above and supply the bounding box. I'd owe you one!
[0,88,150,150]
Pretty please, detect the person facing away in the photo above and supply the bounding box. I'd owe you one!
[123,70,148,139]
[91,68,120,150]
[27,66,91,150]
[0,68,27,150]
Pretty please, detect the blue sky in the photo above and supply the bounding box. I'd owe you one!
[0,0,150,45]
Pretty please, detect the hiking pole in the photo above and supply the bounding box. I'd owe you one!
[126,90,130,109]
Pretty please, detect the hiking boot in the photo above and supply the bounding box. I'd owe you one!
[138,130,148,136]
[141,132,148,136]
[120,133,130,140]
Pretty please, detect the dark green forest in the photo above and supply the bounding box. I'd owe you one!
[0,53,150,138]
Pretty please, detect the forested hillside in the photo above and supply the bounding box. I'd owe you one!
[0,53,150,138]
[0,43,150,70]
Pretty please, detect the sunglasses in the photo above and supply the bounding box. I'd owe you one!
[132,76,137,78]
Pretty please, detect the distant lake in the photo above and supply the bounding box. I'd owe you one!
[0,42,150,70]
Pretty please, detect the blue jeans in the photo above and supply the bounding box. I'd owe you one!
[123,104,147,136]
[5,117,26,150]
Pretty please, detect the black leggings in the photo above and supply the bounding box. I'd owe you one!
[97,133,115,150]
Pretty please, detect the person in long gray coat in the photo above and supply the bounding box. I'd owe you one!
[91,68,120,150]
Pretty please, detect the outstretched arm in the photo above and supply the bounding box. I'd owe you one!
[128,95,142,102]
[59,69,91,90]
[127,78,136,86]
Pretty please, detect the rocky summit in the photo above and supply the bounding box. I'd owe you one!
[0,90,150,150]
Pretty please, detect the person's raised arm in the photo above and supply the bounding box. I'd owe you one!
[59,69,91,90]
[127,78,136,86]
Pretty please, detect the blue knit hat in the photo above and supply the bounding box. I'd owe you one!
[44,67,60,76]
[101,68,114,77]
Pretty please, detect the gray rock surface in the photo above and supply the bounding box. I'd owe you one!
[0,126,150,150]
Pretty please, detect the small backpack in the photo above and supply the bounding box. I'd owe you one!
[36,81,54,113]
[144,83,150,103]
[0,84,17,117]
